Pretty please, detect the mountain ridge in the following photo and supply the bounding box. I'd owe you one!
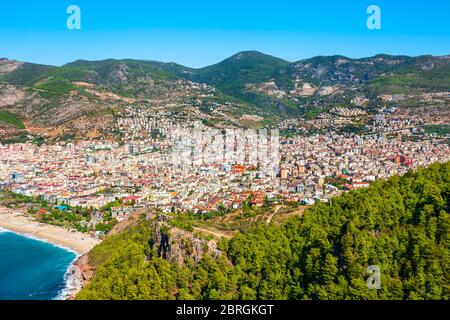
[4,51,450,70]
[1,50,449,142]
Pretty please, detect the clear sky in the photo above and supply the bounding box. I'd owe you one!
[1,0,449,67]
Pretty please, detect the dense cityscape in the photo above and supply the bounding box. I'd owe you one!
[1,105,448,224]
[1,1,449,303]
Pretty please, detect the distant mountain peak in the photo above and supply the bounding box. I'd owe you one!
[194,50,290,88]
[226,50,289,63]
[230,51,265,59]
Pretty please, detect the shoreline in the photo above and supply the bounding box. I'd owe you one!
[0,206,100,299]
[0,206,101,255]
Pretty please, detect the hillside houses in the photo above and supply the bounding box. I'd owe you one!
[1,109,449,217]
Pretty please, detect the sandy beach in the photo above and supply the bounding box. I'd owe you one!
[0,206,101,254]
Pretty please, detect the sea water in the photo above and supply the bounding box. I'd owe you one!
[0,227,77,300]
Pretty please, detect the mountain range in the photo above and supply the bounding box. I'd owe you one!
[0,51,449,142]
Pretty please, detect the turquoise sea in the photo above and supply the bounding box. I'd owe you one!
[0,227,77,300]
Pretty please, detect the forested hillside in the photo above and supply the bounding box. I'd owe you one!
[77,162,450,300]
[2,52,449,139]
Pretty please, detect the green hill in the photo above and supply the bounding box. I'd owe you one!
[188,53,449,117]
[77,162,450,300]
[273,54,450,89]
[0,111,26,129]
[1,62,55,85]
[193,51,290,89]
[368,56,450,94]
[4,53,449,94]
[2,59,180,91]
[187,51,293,117]
[63,59,177,83]
[1,52,448,134]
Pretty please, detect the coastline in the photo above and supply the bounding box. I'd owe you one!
[67,254,95,300]
[0,206,100,299]
[0,206,101,255]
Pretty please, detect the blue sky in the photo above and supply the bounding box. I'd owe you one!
[1,0,449,67]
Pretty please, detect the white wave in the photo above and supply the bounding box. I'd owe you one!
[55,255,82,300]
[2,230,79,256]
[0,226,83,300]
[0,227,11,233]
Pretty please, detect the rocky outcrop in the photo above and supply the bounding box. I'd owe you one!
[68,254,95,299]
[152,214,222,265]
[107,63,129,83]
[0,84,27,107]
[0,59,23,76]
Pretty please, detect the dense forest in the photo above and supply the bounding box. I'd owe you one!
[77,162,450,300]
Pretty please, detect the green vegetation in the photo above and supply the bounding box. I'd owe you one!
[337,122,366,135]
[324,176,349,190]
[33,66,94,83]
[0,191,119,233]
[0,111,25,129]
[2,62,54,85]
[194,51,290,89]
[34,78,78,94]
[31,135,46,146]
[64,59,176,82]
[169,215,194,232]
[59,132,76,141]
[35,206,91,232]
[0,192,41,208]
[189,51,295,119]
[95,220,118,233]
[369,61,450,94]
[77,162,450,300]
[423,125,450,136]
[2,52,449,131]
[0,133,29,144]
[0,192,90,231]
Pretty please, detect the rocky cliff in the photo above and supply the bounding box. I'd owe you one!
[152,214,221,265]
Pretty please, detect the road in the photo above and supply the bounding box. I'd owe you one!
[266,205,282,224]
[193,226,232,240]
